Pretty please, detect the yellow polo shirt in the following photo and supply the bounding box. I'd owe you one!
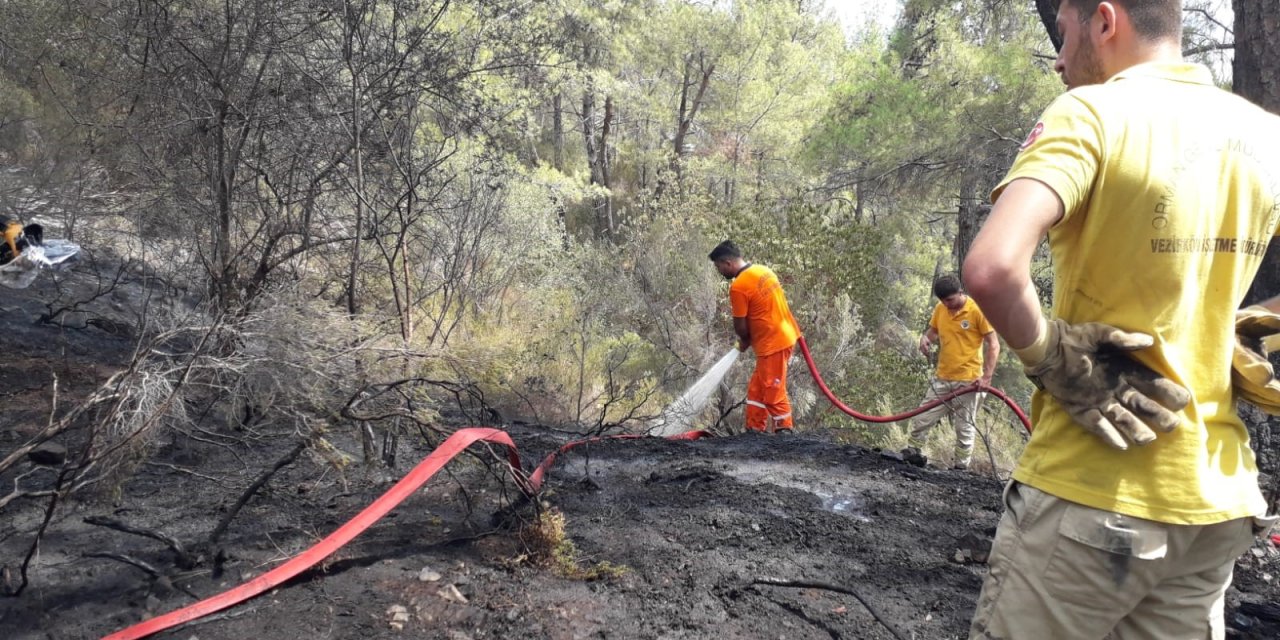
[930,297,993,382]
[993,62,1280,524]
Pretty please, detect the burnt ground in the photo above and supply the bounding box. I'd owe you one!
[3,260,1280,640]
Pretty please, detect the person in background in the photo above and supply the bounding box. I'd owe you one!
[901,274,998,470]
[961,0,1280,637]
[709,240,801,434]
[0,215,43,265]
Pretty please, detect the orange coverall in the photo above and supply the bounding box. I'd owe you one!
[730,264,800,431]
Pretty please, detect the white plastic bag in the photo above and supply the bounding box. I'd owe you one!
[0,240,81,289]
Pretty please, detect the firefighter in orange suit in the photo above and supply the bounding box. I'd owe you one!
[709,240,801,433]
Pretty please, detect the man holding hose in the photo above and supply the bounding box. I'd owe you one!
[709,240,801,434]
[902,273,999,470]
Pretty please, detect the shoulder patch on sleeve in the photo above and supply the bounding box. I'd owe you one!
[1019,121,1045,150]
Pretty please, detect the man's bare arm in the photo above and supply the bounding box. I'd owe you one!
[919,327,940,356]
[981,332,1000,385]
[1253,295,1280,314]
[962,179,1063,354]
[733,316,751,351]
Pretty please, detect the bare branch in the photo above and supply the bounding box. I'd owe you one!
[1184,7,1233,35]
[84,516,198,569]
[1184,42,1234,57]
[207,439,307,545]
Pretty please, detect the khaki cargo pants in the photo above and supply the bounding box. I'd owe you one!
[907,378,980,465]
[970,482,1273,640]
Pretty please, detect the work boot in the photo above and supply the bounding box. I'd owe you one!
[774,428,794,435]
[952,460,970,471]
[901,447,928,468]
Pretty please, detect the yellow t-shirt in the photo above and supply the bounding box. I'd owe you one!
[930,297,993,382]
[730,264,800,357]
[993,62,1280,524]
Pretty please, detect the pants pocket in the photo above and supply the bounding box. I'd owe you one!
[1002,481,1051,532]
[1252,514,1278,537]
[1042,502,1167,609]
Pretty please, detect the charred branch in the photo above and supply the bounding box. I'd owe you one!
[84,516,199,570]
[207,439,308,545]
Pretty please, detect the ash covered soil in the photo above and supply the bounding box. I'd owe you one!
[3,263,1280,640]
[1,424,1006,640]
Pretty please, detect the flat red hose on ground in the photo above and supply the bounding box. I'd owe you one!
[103,428,528,640]
[103,427,709,640]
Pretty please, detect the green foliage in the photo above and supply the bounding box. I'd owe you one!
[0,0,1099,461]
[0,79,38,154]
[810,2,1062,225]
[704,202,930,331]
[830,348,933,445]
[451,233,689,430]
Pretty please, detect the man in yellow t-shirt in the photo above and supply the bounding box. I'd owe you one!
[962,1,1280,638]
[902,274,998,470]
[709,240,801,433]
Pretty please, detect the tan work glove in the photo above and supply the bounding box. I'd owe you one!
[1233,306,1280,415]
[1015,318,1191,450]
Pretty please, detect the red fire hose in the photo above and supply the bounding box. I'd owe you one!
[797,337,1033,433]
[105,337,1030,639]
[103,428,528,640]
[103,428,712,640]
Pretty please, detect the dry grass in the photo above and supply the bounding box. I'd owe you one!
[518,508,629,580]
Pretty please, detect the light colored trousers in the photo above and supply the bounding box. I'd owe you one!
[970,481,1269,640]
[907,377,979,463]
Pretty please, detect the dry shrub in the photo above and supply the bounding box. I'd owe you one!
[62,291,419,496]
[517,508,628,580]
[87,366,186,494]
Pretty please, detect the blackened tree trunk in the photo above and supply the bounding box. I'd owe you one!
[344,0,366,316]
[553,93,565,171]
[953,171,990,276]
[655,52,713,199]
[1233,1,1280,108]
[1233,0,1280,518]
[597,95,614,235]
[580,72,615,236]
[1033,0,1062,53]
[1235,0,1280,304]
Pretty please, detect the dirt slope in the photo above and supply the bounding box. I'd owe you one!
[2,425,996,640]
[3,423,1279,640]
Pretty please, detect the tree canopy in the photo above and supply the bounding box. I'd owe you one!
[0,0,1250,454]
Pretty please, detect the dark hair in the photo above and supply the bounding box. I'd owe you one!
[708,240,741,262]
[933,274,963,300]
[1063,0,1182,42]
